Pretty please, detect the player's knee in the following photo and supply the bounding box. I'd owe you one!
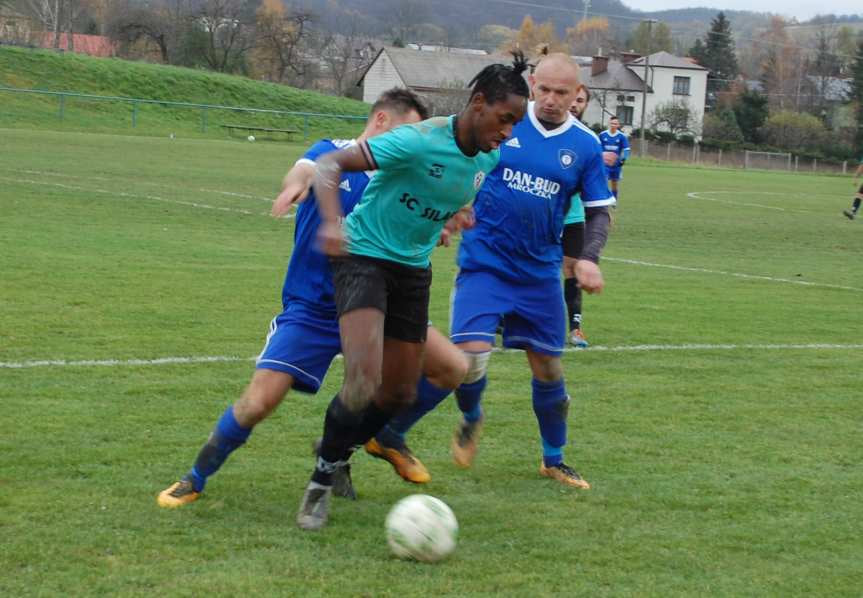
[236,383,285,426]
[427,350,469,391]
[462,350,491,385]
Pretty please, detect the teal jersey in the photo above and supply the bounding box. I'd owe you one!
[346,116,500,268]
[563,193,585,225]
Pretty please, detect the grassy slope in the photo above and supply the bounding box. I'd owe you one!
[0,46,369,139]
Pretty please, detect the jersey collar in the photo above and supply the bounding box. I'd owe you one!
[527,101,574,138]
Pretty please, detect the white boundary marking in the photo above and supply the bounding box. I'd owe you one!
[0,175,290,218]
[603,257,863,293]
[3,343,861,369]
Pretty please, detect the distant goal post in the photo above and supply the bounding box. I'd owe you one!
[744,150,792,171]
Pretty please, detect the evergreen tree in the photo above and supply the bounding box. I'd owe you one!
[689,38,706,64]
[701,12,739,98]
[733,87,769,144]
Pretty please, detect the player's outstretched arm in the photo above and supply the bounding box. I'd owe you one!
[313,145,374,256]
[271,162,316,218]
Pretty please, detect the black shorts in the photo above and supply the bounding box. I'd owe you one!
[331,254,432,343]
[562,222,585,259]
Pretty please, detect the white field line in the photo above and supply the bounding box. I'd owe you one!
[603,257,863,293]
[0,176,289,218]
[9,169,276,204]
[3,343,862,369]
[685,191,816,214]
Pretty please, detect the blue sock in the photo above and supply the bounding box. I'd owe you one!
[455,376,486,423]
[531,378,568,467]
[378,376,452,447]
[188,406,252,491]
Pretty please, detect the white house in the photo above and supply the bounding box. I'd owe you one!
[357,47,709,136]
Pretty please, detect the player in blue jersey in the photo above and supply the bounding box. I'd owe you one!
[368,53,614,490]
[155,89,429,509]
[295,56,531,530]
[599,116,630,200]
[563,83,591,348]
[843,156,863,220]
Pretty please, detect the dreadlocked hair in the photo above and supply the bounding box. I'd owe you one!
[467,50,530,105]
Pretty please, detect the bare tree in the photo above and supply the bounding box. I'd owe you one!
[26,0,62,47]
[319,21,373,95]
[253,0,312,83]
[197,0,254,73]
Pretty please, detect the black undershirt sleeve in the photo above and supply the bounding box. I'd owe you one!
[580,206,610,264]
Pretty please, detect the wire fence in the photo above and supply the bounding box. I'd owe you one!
[630,139,853,176]
[0,86,368,141]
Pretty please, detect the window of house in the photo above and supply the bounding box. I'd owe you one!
[673,76,691,95]
[616,94,625,102]
[626,95,635,102]
[616,105,634,125]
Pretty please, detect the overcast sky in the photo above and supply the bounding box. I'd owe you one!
[623,0,862,21]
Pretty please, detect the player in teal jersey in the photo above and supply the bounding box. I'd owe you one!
[296,55,531,530]
[843,156,863,220]
[563,83,591,348]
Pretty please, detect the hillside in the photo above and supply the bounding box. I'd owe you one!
[0,46,369,140]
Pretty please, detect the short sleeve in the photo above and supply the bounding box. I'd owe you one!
[363,123,423,170]
[296,139,336,167]
[581,143,616,208]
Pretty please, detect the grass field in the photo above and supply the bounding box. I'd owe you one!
[1,128,861,596]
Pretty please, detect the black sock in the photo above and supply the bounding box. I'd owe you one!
[350,401,393,448]
[564,278,579,331]
[564,278,583,331]
[853,198,861,214]
[312,395,364,486]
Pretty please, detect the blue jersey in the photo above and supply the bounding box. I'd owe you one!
[599,129,630,166]
[281,139,371,314]
[458,104,614,283]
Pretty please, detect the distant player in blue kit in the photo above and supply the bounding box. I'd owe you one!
[296,55,530,530]
[369,53,614,489]
[599,116,630,199]
[843,155,863,220]
[155,89,429,509]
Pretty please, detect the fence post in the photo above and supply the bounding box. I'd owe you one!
[132,101,138,128]
[794,155,798,172]
[666,143,671,161]
[58,94,65,121]
[744,150,749,169]
[201,107,208,133]
[718,148,722,168]
[842,161,847,175]
[303,115,309,140]
[813,158,817,172]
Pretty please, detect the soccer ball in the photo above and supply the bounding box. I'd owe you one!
[247,135,255,142]
[385,494,458,563]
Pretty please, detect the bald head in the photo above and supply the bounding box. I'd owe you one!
[534,52,581,80]
[529,52,581,124]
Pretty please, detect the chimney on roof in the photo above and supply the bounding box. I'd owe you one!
[621,51,641,64]
[591,55,609,76]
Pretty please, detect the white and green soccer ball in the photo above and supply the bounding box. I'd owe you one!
[385,494,458,563]
[247,135,255,142]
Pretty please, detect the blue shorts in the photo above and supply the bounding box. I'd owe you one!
[255,300,341,394]
[606,165,623,181]
[450,270,566,357]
